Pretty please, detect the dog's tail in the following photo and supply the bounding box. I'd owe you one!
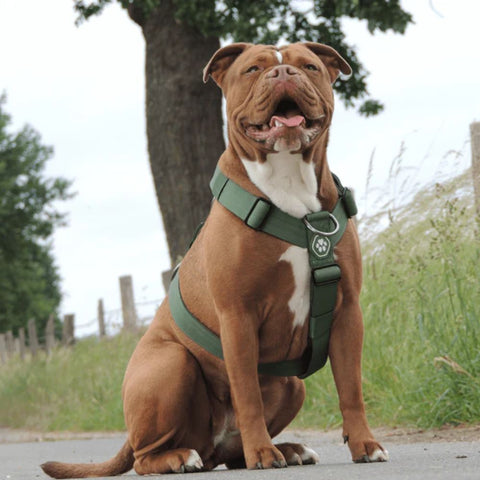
[41,440,134,479]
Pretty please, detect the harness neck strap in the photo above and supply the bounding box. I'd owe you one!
[210,167,356,248]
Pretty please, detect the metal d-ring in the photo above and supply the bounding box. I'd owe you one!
[303,213,340,236]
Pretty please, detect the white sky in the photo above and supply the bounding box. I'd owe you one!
[0,0,479,335]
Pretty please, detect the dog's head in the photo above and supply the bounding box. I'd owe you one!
[203,42,351,161]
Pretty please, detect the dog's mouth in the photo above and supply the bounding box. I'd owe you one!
[243,98,325,151]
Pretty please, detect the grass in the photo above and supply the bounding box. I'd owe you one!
[358,173,480,428]
[0,333,138,431]
[296,169,480,429]
[0,169,479,432]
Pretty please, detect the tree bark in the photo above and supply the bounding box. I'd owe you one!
[139,1,225,266]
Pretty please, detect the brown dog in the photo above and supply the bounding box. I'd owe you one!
[42,42,388,478]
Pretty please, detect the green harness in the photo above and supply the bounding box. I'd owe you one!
[168,167,357,378]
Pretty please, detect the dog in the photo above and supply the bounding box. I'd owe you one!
[41,42,388,478]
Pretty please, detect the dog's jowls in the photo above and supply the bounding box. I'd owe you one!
[42,42,388,478]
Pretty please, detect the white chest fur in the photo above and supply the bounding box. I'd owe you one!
[241,152,321,218]
[242,153,320,328]
[279,245,311,328]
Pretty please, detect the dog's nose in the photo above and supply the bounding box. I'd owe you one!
[266,65,299,80]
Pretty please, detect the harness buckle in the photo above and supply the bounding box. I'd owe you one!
[312,264,341,285]
[342,188,358,218]
[245,197,272,230]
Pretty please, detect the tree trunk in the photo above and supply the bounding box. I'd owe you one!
[139,1,225,266]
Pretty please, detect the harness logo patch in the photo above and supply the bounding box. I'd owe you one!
[312,235,330,258]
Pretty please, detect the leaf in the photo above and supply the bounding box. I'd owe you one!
[0,95,73,337]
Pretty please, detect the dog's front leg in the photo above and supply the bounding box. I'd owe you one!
[218,306,287,469]
[329,303,388,462]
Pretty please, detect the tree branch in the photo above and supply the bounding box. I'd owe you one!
[127,3,146,26]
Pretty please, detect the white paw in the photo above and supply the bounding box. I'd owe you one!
[369,448,389,462]
[184,450,204,472]
[299,445,320,465]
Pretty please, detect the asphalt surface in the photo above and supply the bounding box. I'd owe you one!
[1,430,479,480]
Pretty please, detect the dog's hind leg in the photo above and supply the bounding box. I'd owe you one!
[122,338,214,474]
[134,448,205,474]
[263,377,320,466]
[274,442,320,466]
[224,376,311,469]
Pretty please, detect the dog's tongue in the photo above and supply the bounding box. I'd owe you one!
[270,115,305,128]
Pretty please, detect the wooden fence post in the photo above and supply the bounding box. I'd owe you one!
[98,299,106,338]
[45,314,56,354]
[18,327,26,360]
[471,121,480,217]
[14,338,21,357]
[5,331,14,358]
[27,319,39,357]
[0,334,6,364]
[62,314,75,346]
[119,275,138,331]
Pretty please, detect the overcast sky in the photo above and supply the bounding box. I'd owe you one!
[0,0,479,336]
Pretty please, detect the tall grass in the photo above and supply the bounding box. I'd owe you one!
[0,334,138,431]
[296,169,480,429]
[358,174,480,428]
[0,170,479,432]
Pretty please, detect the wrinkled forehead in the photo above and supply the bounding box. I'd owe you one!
[235,44,319,66]
[233,44,279,66]
[278,44,321,64]
[223,43,320,86]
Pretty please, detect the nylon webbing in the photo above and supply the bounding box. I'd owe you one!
[210,167,353,248]
[169,167,356,378]
[210,169,308,247]
[168,272,310,376]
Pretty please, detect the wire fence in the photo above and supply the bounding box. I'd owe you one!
[75,298,163,336]
[0,274,168,365]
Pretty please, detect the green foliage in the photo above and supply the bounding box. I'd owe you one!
[0,95,73,338]
[358,99,384,117]
[0,334,137,430]
[74,0,156,24]
[72,0,413,116]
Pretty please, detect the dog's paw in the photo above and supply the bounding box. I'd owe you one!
[275,443,320,466]
[134,448,204,475]
[246,445,287,469]
[346,437,389,463]
[169,449,204,473]
[353,448,389,463]
[177,450,203,473]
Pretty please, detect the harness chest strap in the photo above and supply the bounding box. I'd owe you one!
[168,167,357,378]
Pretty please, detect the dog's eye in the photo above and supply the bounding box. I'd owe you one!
[246,65,260,73]
[305,64,318,71]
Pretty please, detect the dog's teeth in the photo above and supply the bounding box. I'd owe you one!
[275,120,282,127]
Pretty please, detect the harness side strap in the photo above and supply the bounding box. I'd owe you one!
[169,273,224,359]
[168,271,309,377]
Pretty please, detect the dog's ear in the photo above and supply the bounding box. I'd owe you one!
[203,43,252,86]
[303,42,352,83]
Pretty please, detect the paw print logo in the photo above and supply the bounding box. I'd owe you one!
[312,235,330,258]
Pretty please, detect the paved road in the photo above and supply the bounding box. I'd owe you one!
[1,430,479,480]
